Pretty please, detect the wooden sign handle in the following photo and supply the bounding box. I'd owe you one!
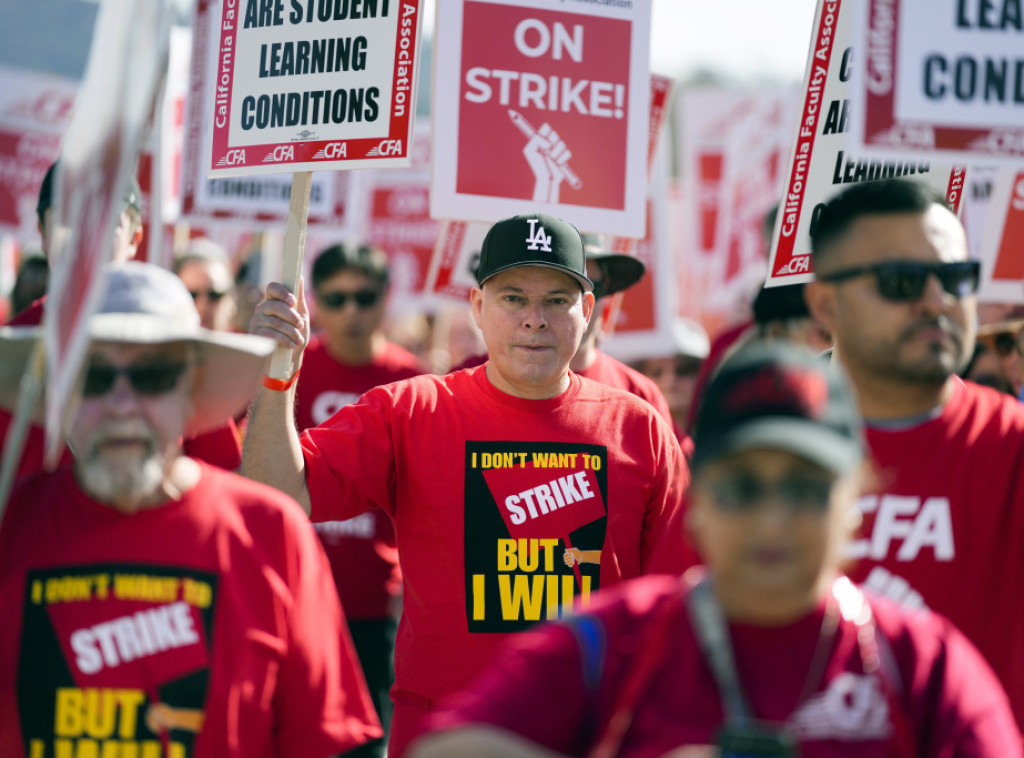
[267,170,313,381]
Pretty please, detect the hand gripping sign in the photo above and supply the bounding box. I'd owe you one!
[431,0,652,238]
[207,0,423,176]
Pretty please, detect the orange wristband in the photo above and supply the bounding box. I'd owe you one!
[262,370,300,392]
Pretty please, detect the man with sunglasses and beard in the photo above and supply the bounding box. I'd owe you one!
[0,262,380,757]
[801,178,1024,737]
[296,242,425,758]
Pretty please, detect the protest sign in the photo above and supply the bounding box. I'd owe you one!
[766,0,967,288]
[431,0,652,237]
[602,140,677,362]
[676,87,799,316]
[423,219,489,304]
[0,67,77,250]
[425,75,669,306]
[960,167,996,264]
[851,0,1024,164]
[977,170,1024,303]
[41,0,172,466]
[207,0,422,176]
[184,0,355,224]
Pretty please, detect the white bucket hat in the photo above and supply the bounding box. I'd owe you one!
[0,261,274,435]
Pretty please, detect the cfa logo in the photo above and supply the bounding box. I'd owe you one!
[322,142,347,159]
[775,255,810,275]
[368,139,404,157]
[525,219,552,252]
[218,149,247,167]
[846,494,954,562]
[312,391,360,425]
[263,145,294,163]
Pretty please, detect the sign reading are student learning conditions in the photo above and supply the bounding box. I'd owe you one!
[765,0,966,288]
[851,0,1024,164]
[208,0,422,177]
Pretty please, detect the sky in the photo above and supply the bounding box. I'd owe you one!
[422,0,821,85]
[5,0,822,87]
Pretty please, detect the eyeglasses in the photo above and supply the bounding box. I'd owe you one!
[317,289,382,310]
[817,260,980,302]
[703,474,835,514]
[82,363,188,397]
[991,330,1024,358]
[190,289,227,302]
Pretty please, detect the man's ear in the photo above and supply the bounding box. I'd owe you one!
[581,291,595,322]
[804,278,838,335]
[469,287,484,329]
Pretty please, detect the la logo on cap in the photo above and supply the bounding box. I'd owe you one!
[525,218,552,253]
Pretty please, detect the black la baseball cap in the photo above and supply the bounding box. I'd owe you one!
[475,213,593,292]
[581,233,645,297]
[691,342,863,474]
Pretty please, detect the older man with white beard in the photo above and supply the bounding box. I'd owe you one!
[0,262,380,758]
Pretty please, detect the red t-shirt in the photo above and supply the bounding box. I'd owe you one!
[5,297,44,326]
[0,463,380,758]
[294,335,423,619]
[846,378,1024,732]
[300,365,688,749]
[452,351,673,425]
[577,350,673,425]
[429,574,1019,757]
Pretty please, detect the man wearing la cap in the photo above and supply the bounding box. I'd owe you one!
[243,212,688,757]
[802,178,1024,736]
[452,234,673,424]
[0,262,380,757]
[412,342,1018,757]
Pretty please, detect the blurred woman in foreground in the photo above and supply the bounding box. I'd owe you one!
[411,342,1019,757]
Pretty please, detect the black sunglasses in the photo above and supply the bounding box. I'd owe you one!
[82,363,187,397]
[318,289,381,310]
[992,330,1024,358]
[705,474,835,514]
[190,289,227,302]
[818,260,980,302]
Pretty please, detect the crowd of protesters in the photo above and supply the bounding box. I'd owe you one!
[0,167,1022,757]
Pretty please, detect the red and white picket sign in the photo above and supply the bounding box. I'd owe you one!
[181,0,356,226]
[851,0,1024,165]
[766,0,966,288]
[424,75,670,307]
[43,0,172,465]
[430,0,652,238]
[0,67,77,250]
[676,86,799,318]
[207,0,423,176]
[977,171,1024,304]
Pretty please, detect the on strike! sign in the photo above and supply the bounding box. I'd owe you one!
[431,0,651,238]
[766,0,966,288]
[851,0,1024,164]
[208,0,422,176]
[977,171,1024,302]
